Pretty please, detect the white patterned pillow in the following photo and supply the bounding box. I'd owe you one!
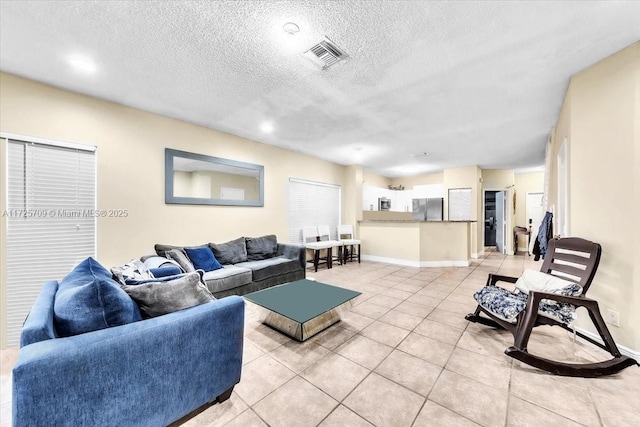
[515,269,582,296]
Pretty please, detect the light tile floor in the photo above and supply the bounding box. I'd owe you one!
[2,251,639,427]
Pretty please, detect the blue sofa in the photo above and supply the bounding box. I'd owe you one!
[12,280,245,427]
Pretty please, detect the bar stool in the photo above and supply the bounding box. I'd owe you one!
[338,224,361,263]
[302,226,334,271]
[317,225,344,267]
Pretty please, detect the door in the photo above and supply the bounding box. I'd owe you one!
[484,191,497,246]
[526,192,545,253]
[495,191,506,254]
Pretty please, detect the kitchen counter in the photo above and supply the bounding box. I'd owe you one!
[358,220,473,267]
[360,220,477,223]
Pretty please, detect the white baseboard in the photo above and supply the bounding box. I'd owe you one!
[471,252,479,259]
[575,327,640,360]
[361,255,470,268]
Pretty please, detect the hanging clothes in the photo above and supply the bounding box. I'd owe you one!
[533,211,553,261]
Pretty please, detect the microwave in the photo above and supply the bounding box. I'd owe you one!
[378,197,391,211]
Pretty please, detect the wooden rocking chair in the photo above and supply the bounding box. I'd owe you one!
[465,237,638,377]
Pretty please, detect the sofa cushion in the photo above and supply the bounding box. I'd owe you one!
[235,256,301,282]
[474,285,578,325]
[54,257,142,337]
[209,237,248,265]
[202,265,252,294]
[165,249,196,273]
[474,286,526,323]
[185,246,222,272]
[245,235,278,261]
[121,271,216,318]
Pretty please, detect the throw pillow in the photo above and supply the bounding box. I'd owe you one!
[149,265,182,278]
[514,269,583,296]
[165,249,196,273]
[209,237,248,264]
[121,272,216,318]
[141,255,182,270]
[54,257,142,337]
[245,234,278,261]
[154,243,186,258]
[184,246,222,271]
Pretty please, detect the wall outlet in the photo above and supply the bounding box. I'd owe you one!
[605,309,620,327]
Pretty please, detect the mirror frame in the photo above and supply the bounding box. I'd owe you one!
[165,148,264,206]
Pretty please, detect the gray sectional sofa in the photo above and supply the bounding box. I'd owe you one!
[154,235,306,298]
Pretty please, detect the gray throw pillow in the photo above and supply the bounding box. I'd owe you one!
[165,249,195,273]
[154,243,185,258]
[121,272,215,318]
[245,235,278,261]
[209,237,248,265]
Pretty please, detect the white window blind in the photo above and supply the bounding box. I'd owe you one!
[448,188,472,221]
[5,138,96,347]
[288,178,341,244]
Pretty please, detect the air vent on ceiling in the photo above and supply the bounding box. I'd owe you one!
[302,37,349,70]
[410,152,430,158]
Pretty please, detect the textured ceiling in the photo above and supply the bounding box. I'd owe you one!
[1,1,639,177]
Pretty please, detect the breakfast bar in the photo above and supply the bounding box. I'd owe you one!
[358,220,475,267]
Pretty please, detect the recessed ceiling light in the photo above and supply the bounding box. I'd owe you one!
[283,22,300,35]
[67,54,97,75]
[260,122,274,133]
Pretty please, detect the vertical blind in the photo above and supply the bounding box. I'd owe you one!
[5,138,96,347]
[287,178,341,244]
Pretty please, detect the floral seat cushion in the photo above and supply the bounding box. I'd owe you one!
[474,285,578,325]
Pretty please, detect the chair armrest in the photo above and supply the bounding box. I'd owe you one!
[20,280,59,347]
[486,274,519,287]
[13,296,245,427]
[526,290,597,307]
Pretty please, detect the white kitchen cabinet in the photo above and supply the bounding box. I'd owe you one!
[390,190,413,212]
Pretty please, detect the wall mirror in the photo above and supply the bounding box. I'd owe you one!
[165,148,264,206]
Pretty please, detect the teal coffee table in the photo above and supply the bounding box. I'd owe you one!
[244,279,361,341]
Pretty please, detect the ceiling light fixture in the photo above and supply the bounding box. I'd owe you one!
[260,122,274,133]
[283,22,300,35]
[67,54,97,75]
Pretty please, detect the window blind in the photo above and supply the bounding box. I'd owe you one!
[5,138,96,347]
[287,178,341,244]
[448,188,472,221]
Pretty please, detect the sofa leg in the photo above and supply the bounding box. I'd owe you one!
[216,386,234,403]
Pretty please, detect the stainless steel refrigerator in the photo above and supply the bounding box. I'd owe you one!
[412,198,443,221]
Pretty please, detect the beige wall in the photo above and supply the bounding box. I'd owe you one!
[363,170,391,188]
[550,42,639,351]
[0,72,353,348]
[481,169,515,189]
[209,171,260,201]
[390,172,443,188]
[443,166,481,256]
[514,172,544,250]
[344,165,363,225]
[359,221,470,265]
[419,222,470,262]
[359,222,421,261]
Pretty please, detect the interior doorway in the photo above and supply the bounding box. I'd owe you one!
[484,190,507,253]
[484,191,497,246]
